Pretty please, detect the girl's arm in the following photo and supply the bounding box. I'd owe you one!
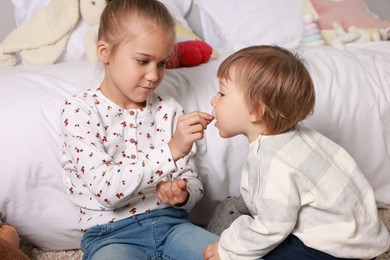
[155,111,214,209]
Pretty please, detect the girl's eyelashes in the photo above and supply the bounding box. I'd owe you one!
[137,59,148,65]
[218,91,225,97]
[158,60,168,68]
[137,59,168,68]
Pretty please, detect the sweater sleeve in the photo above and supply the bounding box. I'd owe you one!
[218,142,301,259]
[162,97,204,211]
[218,202,299,259]
[172,149,203,212]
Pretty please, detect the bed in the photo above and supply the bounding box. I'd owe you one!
[0,0,389,259]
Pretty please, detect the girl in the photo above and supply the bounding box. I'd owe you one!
[203,45,389,259]
[60,0,217,259]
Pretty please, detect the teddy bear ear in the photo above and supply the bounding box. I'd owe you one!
[80,0,107,27]
[235,196,250,214]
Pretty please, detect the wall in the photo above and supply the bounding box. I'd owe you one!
[0,1,17,41]
[366,0,390,20]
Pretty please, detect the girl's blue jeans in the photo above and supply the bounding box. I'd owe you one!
[81,207,219,260]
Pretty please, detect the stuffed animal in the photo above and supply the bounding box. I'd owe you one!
[372,27,390,41]
[0,0,213,67]
[206,195,251,236]
[0,222,29,260]
[0,0,106,66]
[330,21,371,50]
[166,40,212,69]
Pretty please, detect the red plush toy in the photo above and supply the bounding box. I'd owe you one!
[166,40,213,69]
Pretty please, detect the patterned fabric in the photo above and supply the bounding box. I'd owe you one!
[219,125,390,259]
[60,88,203,230]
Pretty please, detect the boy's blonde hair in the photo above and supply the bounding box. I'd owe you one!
[217,45,315,135]
[98,0,176,54]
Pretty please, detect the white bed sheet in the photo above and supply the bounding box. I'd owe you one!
[0,43,389,250]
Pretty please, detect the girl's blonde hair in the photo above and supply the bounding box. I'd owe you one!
[218,45,315,135]
[99,0,176,53]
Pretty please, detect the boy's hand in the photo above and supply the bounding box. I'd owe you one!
[203,242,221,260]
[169,111,213,161]
[156,179,188,206]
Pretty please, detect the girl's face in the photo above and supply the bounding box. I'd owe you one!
[98,23,173,109]
[210,76,252,139]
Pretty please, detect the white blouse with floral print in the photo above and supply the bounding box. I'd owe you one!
[60,88,203,230]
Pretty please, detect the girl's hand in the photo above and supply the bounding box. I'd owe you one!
[156,179,188,206]
[203,242,221,260]
[169,111,213,161]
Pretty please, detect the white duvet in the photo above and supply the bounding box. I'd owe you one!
[0,42,389,250]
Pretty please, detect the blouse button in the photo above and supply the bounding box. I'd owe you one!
[130,138,136,144]
[129,123,135,128]
[129,111,135,116]
[130,154,136,159]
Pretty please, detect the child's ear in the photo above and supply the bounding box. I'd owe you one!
[249,103,265,123]
[96,40,110,64]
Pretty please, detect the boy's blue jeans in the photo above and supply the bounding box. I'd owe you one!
[264,234,374,260]
[81,207,218,260]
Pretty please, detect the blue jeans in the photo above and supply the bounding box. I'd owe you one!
[81,207,219,260]
[264,234,372,260]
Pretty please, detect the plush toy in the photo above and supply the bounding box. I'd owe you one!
[0,0,212,68]
[372,27,390,41]
[316,21,390,51]
[330,21,371,50]
[166,40,212,69]
[301,13,325,46]
[0,222,29,260]
[0,0,106,66]
[206,196,251,236]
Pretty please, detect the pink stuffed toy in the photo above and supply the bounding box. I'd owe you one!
[167,40,212,69]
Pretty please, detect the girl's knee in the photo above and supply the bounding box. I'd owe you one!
[90,243,149,260]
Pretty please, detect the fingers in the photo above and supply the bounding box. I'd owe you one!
[203,242,221,260]
[169,111,214,161]
[156,181,169,203]
[181,111,214,121]
[177,179,187,190]
[179,111,214,130]
[176,112,213,141]
[156,180,188,206]
[203,245,212,259]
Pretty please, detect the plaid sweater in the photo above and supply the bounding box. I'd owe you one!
[219,126,389,259]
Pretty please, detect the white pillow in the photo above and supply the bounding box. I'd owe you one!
[194,0,305,50]
[159,0,193,29]
[0,61,98,250]
[10,0,193,64]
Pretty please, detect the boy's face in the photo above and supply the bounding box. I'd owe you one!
[210,76,252,138]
